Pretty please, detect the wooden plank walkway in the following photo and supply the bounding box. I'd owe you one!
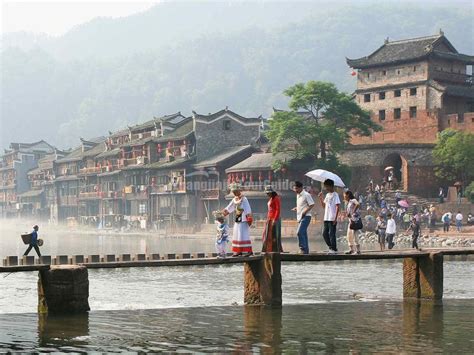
[1,248,473,273]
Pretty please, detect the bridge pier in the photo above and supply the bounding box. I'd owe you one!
[244,253,282,307]
[403,252,443,300]
[38,265,90,314]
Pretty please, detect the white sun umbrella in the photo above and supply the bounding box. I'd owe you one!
[305,169,346,188]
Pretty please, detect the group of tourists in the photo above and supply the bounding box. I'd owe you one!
[213,178,367,257]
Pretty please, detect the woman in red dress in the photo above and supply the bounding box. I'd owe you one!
[262,185,283,252]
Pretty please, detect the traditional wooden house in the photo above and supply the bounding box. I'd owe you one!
[0,140,55,218]
[225,152,307,220]
[21,151,64,220]
[54,138,105,223]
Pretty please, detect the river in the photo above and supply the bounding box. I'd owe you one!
[1,221,474,352]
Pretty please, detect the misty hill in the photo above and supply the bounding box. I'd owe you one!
[1,1,473,149]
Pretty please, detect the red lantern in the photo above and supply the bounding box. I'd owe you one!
[259,171,263,182]
[268,171,272,181]
[227,174,231,184]
[242,172,246,183]
[157,144,162,154]
[351,70,357,76]
[167,141,172,148]
[249,173,254,182]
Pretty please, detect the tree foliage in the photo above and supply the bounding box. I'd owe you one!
[433,129,474,184]
[266,81,380,179]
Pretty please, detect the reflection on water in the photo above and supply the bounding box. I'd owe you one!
[1,301,473,352]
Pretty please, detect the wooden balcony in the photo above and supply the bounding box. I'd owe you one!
[78,167,101,175]
[200,189,220,200]
[150,182,186,194]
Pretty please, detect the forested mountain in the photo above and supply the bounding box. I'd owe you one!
[1,1,472,149]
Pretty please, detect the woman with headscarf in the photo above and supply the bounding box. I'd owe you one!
[262,185,283,253]
[223,183,253,256]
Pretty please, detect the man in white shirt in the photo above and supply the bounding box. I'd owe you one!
[386,213,397,249]
[455,211,463,232]
[318,179,340,254]
[292,181,315,254]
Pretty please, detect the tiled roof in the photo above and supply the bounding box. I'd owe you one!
[96,147,121,159]
[194,145,253,167]
[18,189,44,198]
[153,119,194,143]
[226,152,289,172]
[346,34,468,68]
[125,156,194,171]
[445,85,474,99]
[193,108,262,124]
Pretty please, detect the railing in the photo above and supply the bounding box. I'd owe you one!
[78,167,101,175]
[150,183,186,194]
[78,192,101,200]
[200,189,220,200]
[121,156,149,167]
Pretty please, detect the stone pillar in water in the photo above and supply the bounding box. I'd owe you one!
[403,252,443,300]
[38,265,90,314]
[244,253,282,306]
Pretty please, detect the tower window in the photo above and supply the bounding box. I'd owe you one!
[223,120,231,130]
[379,110,386,121]
[410,88,417,96]
[409,106,417,118]
[394,108,401,119]
[364,94,370,102]
[379,92,385,100]
[381,70,387,76]
[394,89,401,97]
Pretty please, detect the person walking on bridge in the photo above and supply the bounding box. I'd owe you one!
[318,179,340,254]
[343,190,361,255]
[292,181,314,254]
[223,183,253,257]
[262,185,283,253]
[23,225,41,257]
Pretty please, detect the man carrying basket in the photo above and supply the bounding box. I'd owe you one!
[23,225,42,257]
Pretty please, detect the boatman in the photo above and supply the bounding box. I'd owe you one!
[23,225,41,257]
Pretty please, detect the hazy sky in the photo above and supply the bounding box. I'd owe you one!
[1,0,159,35]
[1,0,472,36]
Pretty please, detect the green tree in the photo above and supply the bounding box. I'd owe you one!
[433,129,474,185]
[266,81,380,177]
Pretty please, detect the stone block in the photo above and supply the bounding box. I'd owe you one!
[150,254,160,260]
[120,254,131,262]
[105,254,116,262]
[134,254,146,261]
[5,256,18,266]
[39,256,52,265]
[419,252,443,300]
[244,253,282,307]
[72,255,85,264]
[87,255,100,263]
[21,255,35,265]
[55,255,70,265]
[403,257,420,299]
[38,265,90,314]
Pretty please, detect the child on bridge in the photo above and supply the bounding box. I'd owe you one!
[213,211,229,258]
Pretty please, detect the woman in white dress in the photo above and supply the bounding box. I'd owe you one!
[223,183,253,256]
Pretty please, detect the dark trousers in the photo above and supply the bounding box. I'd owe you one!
[24,244,41,257]
[411,234,419,249]
[386,233,395,249]
[443,223,450,232]
[323,221,337,251]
